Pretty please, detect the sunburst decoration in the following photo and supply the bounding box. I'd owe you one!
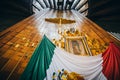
[45,18,76,24]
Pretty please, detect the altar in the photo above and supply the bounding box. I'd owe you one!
[0,9,120,80]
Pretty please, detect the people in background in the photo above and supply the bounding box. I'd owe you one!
[57,0,64,10]
[65,0,74,10]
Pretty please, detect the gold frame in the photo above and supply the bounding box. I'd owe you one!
[64,36,92,56]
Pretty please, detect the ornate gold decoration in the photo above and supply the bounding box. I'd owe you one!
[63,29,82,37]
[85,34,109,55]
[64,36,92,56]
[45,18,76,24]
[52,69,84,80]
[15,44,20,48]
[52,28,81,49]
[52,28,92,56]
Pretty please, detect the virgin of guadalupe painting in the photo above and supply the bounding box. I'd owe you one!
[65,36,90,56]
[71,40,82,55]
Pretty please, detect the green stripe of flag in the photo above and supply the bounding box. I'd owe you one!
[20,35,56,80]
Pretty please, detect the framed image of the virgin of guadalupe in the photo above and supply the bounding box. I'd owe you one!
[64,36,92,56]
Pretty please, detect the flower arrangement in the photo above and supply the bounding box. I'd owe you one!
[52,69,84,80]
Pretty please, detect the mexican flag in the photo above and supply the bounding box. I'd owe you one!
[20,35,120,80]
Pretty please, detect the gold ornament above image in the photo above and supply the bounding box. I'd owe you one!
[45,17,76,24]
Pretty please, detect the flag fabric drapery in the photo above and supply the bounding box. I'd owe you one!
[20,35,56,80]
[102,42,120,80]
[20,35,120,80]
